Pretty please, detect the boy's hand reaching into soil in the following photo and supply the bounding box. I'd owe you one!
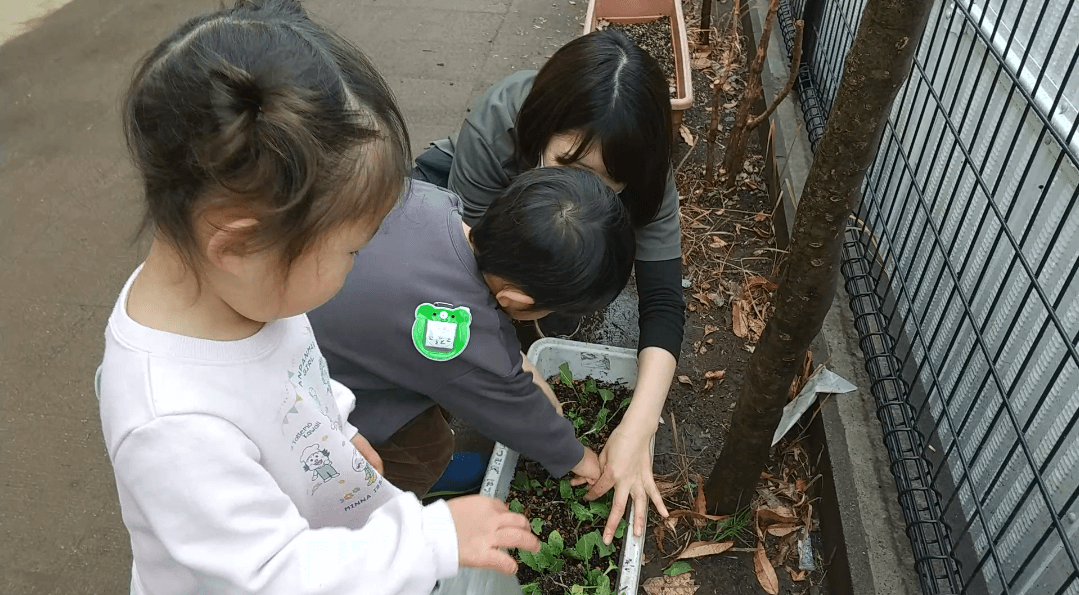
[447,495,540,574]
[569,445,601,487]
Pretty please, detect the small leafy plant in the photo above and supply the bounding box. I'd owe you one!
[513,363,636,595]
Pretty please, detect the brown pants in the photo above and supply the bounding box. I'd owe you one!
[373,406,454,496]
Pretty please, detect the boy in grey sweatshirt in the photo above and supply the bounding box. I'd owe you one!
[309,168,636,496]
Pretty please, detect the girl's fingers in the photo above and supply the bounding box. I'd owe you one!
[480,548,519,575]
[499,510,533,532]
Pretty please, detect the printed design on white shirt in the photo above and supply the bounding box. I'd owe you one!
[286,339,343,433]
[301,444,340,482]
[352,448,379,486]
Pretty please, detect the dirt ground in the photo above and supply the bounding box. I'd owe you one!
[573,2,828,593]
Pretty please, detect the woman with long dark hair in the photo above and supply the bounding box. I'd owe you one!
[415,29,684,545]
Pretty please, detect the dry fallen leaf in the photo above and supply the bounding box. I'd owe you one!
[758,506,799,524]
[709,236,729,248]
[732,299,749,338]
[677,375,693,386]
[704,370,725,380]
[754,211,768,222]
[789,568,808,582]
[642,573,699,595]
[703,324,719,336]
[745,275,778,291]
[796,478,808,493]
[678,540,734,560]
[754,542,780,595]
[691,56,712,70]
[668,509,730,523]
[704,379,713,390]
[767,524,802,537]
[694,474,707,515]
[679,124,695,146]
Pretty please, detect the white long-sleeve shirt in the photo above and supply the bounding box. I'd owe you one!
[98,267,459,594]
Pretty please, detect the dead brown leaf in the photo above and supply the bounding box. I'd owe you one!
[745,275,778,292]
[642,573,699,595]
[693,292,711,307]
[732,299,749,338]
[789,568,807,582]
[796,478,808,493]
[754,541,779,595]
[678,540,734,559]
[757,506,799,524]
[709,236,729,249]
[704,370,726,380]
[679,125,695,146]
[753,211,769,222]
[704,379,714,390]
[766,524,802,537]
[693,474,706,515]
[703,324,719,336]
[691,56,712,70]
[669,509,730,524]
[677,375,693,386]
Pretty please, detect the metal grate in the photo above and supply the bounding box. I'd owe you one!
[776,0,1079,593]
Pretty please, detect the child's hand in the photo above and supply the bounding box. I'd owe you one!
[568,446,601,487]
[447,495,540,574]
[349,433,384,475]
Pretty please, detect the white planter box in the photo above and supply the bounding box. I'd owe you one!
[480,338,650,595]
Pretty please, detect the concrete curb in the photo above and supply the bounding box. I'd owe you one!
[736,1,921,593]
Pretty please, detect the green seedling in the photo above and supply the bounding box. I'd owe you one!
[664,561,692,577]
[694,506,753,543]
[509,499,524,514]
[519,530,566,574]
[518,364,636,594]
[559,363,576,391]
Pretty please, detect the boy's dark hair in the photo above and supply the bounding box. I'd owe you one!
[470,168,636,316]
[124,0,409,277]
[514,29,672,228]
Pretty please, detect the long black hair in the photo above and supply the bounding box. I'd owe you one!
[470,168,636,316]
[515,29,673,228]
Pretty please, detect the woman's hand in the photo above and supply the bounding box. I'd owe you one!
[584,418,669,544]
[584,347,676,544]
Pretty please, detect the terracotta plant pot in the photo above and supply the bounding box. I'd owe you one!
[583,0,694,134]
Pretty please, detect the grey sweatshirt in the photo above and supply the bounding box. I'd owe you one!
[309,181,584,477]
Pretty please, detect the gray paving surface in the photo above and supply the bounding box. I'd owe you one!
[0,1,583,591]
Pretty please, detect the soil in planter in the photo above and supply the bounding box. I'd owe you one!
[606,19,676,90]
[508,371,634,595]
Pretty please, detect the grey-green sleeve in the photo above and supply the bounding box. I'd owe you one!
[633,171,683,262]
[446,121,509,225]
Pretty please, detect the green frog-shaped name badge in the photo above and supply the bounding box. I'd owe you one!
[412,302,472,361]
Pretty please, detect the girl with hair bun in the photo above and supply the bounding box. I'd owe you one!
[97,2,537,593]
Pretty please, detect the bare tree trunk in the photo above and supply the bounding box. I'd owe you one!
[704,0,934,514]
[703,0,741,188]
[721,0,779,190]
[700,0,714,46]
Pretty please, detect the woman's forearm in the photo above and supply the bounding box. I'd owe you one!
[622,346,677,436]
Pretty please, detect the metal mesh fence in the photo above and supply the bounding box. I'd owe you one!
[774,0,1079,593]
